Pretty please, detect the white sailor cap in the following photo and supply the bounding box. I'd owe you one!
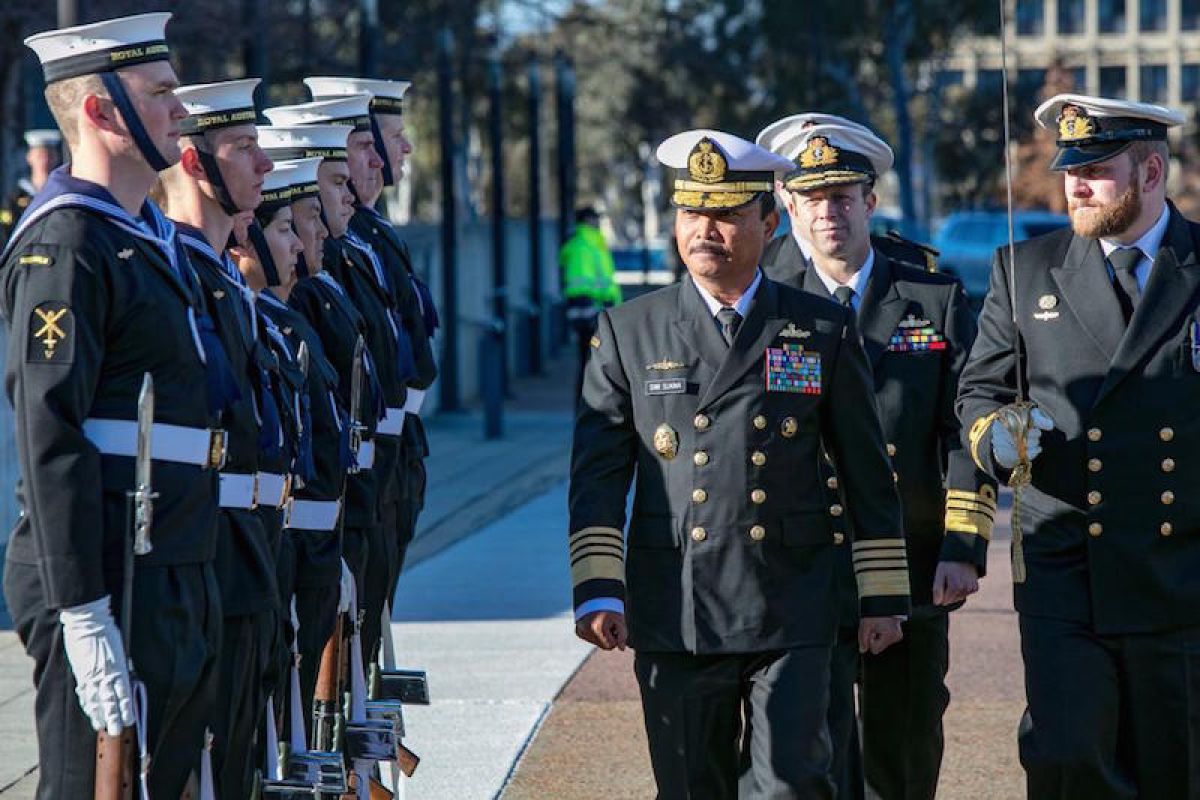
[756,113,873,162]
[23,129,63,149]
[782,123,894,193]
[304,77,411,115]
[1034,93,1186,170]
[656,129,794,211]
[177,79,261,136]
[25,12,172,84]
[263,95,373,132]
[256,162,300,223]
[279,157,323,199]
[257,125,350,162]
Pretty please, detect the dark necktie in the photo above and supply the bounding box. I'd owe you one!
[1109,247,1143,324]
[716,307,742,348]
[833,285,855,311]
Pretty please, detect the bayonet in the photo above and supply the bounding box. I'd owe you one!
[132,374,156,556]
[348,334,366,472]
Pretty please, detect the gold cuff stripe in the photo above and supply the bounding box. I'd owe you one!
[857,572,911,597]
[946,498,997,514]
[570,526,623,547]
[968,413,998,471]
[673,179,773,193]
[571,552,625,586]
[945,511,995,540]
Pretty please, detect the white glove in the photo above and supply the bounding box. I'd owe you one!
[59,596,134,736]
[991,407,1054,470]
[338,559,354,614]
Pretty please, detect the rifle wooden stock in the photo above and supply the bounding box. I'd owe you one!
[341,772,393,800]
[315,615,344,703]
[395,742,420,778]
[94,728,135,800]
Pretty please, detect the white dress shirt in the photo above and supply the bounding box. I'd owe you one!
[1100,202,1169,292]
[811,249,876,311]
[693,268,763,318]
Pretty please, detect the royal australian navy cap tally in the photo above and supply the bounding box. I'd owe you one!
[282,157,323,200]
[656,130,793,211]
[783,123,894,192]
[264,95,373,133]
[177,79,261,136]
[257,125,350,162]
[25,12,172,84]
[1034,93,1185,170]
[305,77,411,116]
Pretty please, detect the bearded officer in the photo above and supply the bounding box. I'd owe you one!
[3,13,235,797]
[1,129,62,242]
[957,94,1199,798]
[569,129,910,798]
[759,120,995,800]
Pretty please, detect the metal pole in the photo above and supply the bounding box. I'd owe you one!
[486,48,507,435]
[57,0,81,26]
[359,0,379,78]
[555,51,577,249]
[527,56,544,375]
[438,29,461,412]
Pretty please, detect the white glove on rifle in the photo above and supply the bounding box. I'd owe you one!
[338,559,354,614]
[60,595,134,736]
[991,407,1055,470]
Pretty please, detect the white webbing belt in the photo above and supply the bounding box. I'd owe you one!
[376,407,405,436]
[83,418,219,467]
[285,498,341,532]
[403,388,426,416]
[256,472,290,508]
[218,473,257,509]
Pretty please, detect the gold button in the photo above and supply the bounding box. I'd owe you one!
[1163,458,1176,473]
[694,414,710,431]
[1161,522,1174,537]
[1161,427,1175,442]
[1088,458,1102,473]
[750,489,766,504]
[691,526,707,542]
[692,489,708,504]
[1088,491,1102,506]
[833,532,845,545]
[753,415,768,430]
[830,503,844,517]
[826,476,838,490]
[1162,491,1175,505]
[694,451,709,466]
[1088,522,1103,537]
[749,525,766,542]
[886,443,897,457]
[751,451,767,466]
[1087,428,1102,442]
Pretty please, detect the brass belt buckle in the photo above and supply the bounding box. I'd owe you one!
[206,429,228,470]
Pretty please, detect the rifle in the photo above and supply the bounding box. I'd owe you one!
[96,373,156,800]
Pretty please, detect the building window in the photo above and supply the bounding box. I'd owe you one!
[1018,68,1047,98]
[1071,66,1088,92]
[1183,65,1200,101]
[977,69,1004,95]
[1185,0,1200,30]
[938,70,965,88]
[1139,0,1166,31]
[1100,65,1127,97]
[1140,65,1168,102]
[1098,0,1126,33]
[1017,0,1045,35]
[1057,0,1086,34]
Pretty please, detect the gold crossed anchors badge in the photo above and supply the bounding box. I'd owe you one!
[28,304,72,363]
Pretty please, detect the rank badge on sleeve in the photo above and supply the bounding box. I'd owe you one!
[27,302,73,364]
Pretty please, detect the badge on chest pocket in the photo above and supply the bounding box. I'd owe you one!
[766,343,821,395]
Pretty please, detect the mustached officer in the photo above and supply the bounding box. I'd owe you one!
[759,119,995,800]
[5,13,235,797]
[569,129,909,798]
[306,75,438,647]
[264,95,414,668]
[958,94,1200,799]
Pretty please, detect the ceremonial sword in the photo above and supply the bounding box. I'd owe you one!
[995,0,1036,583]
